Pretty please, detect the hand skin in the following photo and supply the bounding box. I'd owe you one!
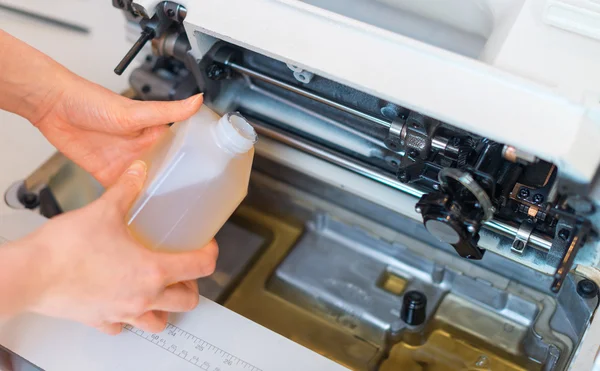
[0,29,203,188]
[0,30,218,333]
[0,161,219,334]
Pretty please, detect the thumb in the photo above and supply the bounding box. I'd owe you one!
[101,160,147,216]
[124,93,203,130]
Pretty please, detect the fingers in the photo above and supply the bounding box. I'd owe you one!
[128,310,168,333]
[124,94,203,130]
[156,240,219,284]
[97,322,122,335]
[101,160,147,216]
[151,281,199,312]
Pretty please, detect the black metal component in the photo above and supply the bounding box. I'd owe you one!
[416,191,485,259]
[577,279,598,299]
[129,54,198,101]
[550,221,591,293]
[206,64,230,81]
[519,187,530,198]
[115,28,155,76]
[114,1,186,76]
[38,187,63,218]
[400,291,427,326]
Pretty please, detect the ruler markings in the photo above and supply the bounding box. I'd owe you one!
[124,323,262,371]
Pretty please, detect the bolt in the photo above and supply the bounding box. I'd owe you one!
[415,206,422,214]
[518,187,530,198]
[467,225,476,233]
[21,192,38,209]
[166,8,176,17]
[145,55,153,62]
[400,291,427,326]
[433,184,440,190]
[577,279,598,299]
[475,355,489,368]
[512,240,525,251]
[408,149,419,158]
[558,229,570,241]
[206,64,227,80]
[398,170,411,183]
[533,194,544,204]
[117,0,125,8]
[390,160,399,167]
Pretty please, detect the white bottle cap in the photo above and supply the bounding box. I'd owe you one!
[215,112,257,154]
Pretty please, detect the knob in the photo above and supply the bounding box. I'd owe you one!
[400,291,427,326]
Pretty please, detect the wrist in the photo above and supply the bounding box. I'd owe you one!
[0,238,50,317]
[0,30,76,124]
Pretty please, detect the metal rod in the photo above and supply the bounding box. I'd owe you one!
[115,28,154,76]
[252,121,553,252]
[225,62,392,129]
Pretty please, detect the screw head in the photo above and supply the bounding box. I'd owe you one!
[20,192,39,209]
[206,64,226,80]
[512,240,525,251]
[408,149,419,158]
[577,279,598,299]
[467,225,476,233]
[415,206,422,214]
[117,0,125,8]
[398,170,410,183]
[519,187,530,198]
[433,184,440,190]
[533,194,544,204]
[558,228,570,241]
[166,8,176,17]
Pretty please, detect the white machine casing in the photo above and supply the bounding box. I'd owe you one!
[1,0,600,370]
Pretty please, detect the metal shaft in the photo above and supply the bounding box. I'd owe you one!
[252,122,553,252]
[115,28,155,76]
[225,62,391,129]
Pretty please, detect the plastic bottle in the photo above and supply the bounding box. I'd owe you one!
[127,105,257,251]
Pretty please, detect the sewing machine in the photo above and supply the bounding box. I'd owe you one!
[1,0,600,370]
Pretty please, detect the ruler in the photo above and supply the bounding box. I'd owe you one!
[124,323,262,371]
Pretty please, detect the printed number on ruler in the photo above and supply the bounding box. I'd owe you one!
[124,323,262,371]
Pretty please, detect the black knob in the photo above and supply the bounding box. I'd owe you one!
[400,291,427,326]
[577,279,598,299]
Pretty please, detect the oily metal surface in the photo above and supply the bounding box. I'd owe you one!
[223,205,548,371]
[224,206,380,371]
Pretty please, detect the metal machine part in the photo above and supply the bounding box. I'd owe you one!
[99,3,600,369]
[223,168,596,371]
[107,4,599,292]
[4,138,598,371]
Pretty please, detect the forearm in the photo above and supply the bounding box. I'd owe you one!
[0,239,46,318]
[0,29,76,123]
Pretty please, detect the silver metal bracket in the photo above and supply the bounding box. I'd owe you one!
[512,221,535,255]
[384,117,406,152]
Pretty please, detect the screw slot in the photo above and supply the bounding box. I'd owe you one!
[518,187,530,199]
[558,229,570,241]
[577,279,598,299]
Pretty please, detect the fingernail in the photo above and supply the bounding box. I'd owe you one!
[186,93,204,106]
[126,160,147,176]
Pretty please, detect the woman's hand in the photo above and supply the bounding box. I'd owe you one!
[32,79,203,187]
[2,161,218,334]
[0,29,203,188]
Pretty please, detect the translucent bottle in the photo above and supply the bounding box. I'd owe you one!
[127,106,257,251]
